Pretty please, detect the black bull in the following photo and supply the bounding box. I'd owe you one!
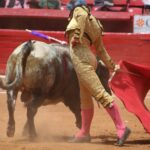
[0,40,111,138]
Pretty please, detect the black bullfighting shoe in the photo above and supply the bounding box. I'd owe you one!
[115,127,131,146]
[68,135,91,143]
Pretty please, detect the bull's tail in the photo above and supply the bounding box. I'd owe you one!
[0,40,33,90]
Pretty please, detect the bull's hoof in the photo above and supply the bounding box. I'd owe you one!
[7,125,15,137]
[29,133,38,141]
[22,130,37,140]
[22,129,29,137]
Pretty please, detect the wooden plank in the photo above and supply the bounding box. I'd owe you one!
[0,8,131,20]
[0,8,69,19]
[0,8,134,32]
[130,0,144,7]
[92,11,130,20]
[113,0,127,5]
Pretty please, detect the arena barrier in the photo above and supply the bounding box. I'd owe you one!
[0,29,150,75]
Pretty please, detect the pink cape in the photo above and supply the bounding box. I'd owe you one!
[110,60,150,133]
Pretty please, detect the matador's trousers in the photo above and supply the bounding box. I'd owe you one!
[69,33,114,109]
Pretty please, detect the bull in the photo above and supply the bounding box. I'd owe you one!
[0,40,111,139]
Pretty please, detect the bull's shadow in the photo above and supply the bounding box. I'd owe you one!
[0,40,111,139]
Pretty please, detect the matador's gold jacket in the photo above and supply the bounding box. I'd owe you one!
[66,5,115,71]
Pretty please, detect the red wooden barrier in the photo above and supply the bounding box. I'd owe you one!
[0,29,150,75]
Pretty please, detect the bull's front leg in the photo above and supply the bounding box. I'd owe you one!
[7,89,18,137]
[64,96,81,129]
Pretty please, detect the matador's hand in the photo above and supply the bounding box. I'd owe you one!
[114,64,120,72]
[109,64,120,83]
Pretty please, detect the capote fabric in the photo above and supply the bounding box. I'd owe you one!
[110,60,150,133]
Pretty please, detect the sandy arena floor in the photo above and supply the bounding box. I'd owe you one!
[0,91,150,150]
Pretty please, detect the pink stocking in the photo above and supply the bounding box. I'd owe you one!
[105,102,126,138]
[76,108,94,138]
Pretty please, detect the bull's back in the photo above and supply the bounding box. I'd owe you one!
[6,41,55,89]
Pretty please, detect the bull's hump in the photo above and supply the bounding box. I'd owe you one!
[31,41,54,58]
